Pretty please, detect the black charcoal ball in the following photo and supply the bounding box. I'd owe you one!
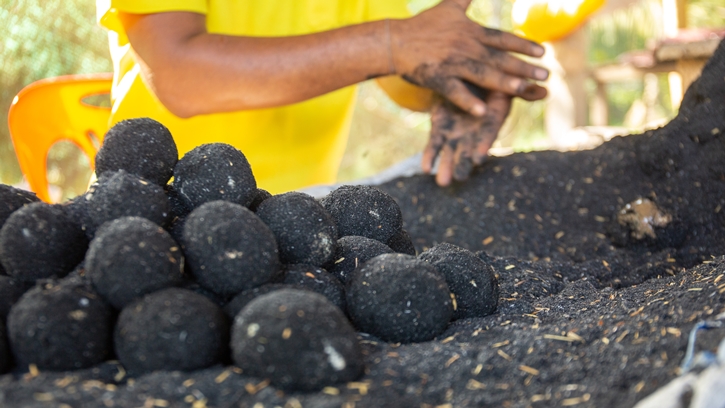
[114,288,229,375]
[7,279,113,370]
[282,264,346,312]
[347,253,453,344]
[86,217,185,309]
[183,201,280,297]
[387,229,416,255]
[0,184,38,227]
[0,319,10,374]
[0,203,87,282]
[171,143,257,210]
[324,236,393,285]
[83,170,171,238]
[223,283,293,319]
[256,192,337,266]
[248,188,272,212]
[419,243,499,320]
[0,276,33,319]
[231,289,363,391]
[319,185,402,243]
[165,184,192,220]
[95,118,178,186]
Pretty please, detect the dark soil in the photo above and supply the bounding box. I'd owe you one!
[0,41,723,408]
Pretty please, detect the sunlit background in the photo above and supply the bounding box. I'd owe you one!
[1,0,723,201]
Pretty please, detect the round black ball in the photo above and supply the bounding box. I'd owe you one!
[346,253,453,344]
[419,243,499,320]
[7,278,113,370]
[386,229,417,255]
[324,236,393,285]
[0,319,11,374]
[0,276,33,319]
[86,217,185,309]
[0,203,87,282]
[319,185,402,243]
[223,283,293,319]
[248,188,272,212]
[94,118,178,186]
[114,288,229,375]
[83,170,171,238]
[256,192,337,266]
[282,264,346,313]
[0,184,38,227]
[231,289,363,391]
[171,143,257,210]
[183,201,280,297]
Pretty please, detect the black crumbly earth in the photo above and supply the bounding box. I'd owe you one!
[6,277,113,371]
[319,185,403,243]
[82,170,171,238]
[281,264,347,313]
[0,202,88,282]
[419,243,499,320]
[182,201,281,297]
[0,40,724,408]
[346,253,454,344]
[85,217,185,309]
[170,143,257,210]
[114,288,229,375]
[387,228,417,255]
[256,192,338,267]
[231,289,364,391]
[323,235,394,285]
[94,118,178,186]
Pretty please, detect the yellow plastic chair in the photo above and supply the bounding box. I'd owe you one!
[512,0,605,43]
[7,73,113,203]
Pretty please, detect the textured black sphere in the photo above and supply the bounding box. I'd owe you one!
[0,184,38,227]
[346,253,453,344]
[0,202,87,282]
[248,188,272,212]
[324,236,393,285]
[231,289,363,391]
[223,283,293,319]
[0,319,10,374]
[83,170,171,238]
[256,192,338,266]
[95,118,178,186]
[419,243,499,320]
[183,201,280,297]
[171,143,257,210]
[319,185,402,243]
[114,288,229,375]
[0,276,33,319]
[282,264,346,313]
[86,217,185,309]
[386,229,416,255]
[7,278,113,370]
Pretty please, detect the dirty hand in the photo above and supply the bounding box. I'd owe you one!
[390,0,548,117]
[422,87,513,187]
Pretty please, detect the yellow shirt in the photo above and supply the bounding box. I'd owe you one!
[97,0,410,194]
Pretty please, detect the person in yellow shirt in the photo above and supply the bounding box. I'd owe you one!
[97,0,549,194]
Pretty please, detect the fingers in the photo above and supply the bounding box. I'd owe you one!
[422,121,446,174]
[454,63,546,100]
[478,27,545,58]
[452,138,474,181]
[436,78,487,116]
[473,92,512,164]
[435,144,455,187]
[484,49,549,81]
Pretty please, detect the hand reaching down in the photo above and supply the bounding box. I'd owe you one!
[422,88,515,187]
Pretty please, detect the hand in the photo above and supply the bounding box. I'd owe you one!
[422,87,514,187]
[390,0,548,117]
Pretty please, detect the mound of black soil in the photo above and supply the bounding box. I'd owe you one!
[0,40,724,408]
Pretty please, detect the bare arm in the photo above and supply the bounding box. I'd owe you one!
[122,0,547,118]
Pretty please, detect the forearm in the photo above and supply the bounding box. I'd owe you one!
[124,12,392,117]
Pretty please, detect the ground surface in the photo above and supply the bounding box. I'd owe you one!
[1,43,724,408]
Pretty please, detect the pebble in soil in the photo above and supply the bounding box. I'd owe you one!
[386,229,417,255]
[82,170,171,238]
[319,185,403,243]
[85,217,185,309]
[281,264,346,313]
[7,278,113,371]
[419,243,499,320]
[256,192,338,267]
[94,118,178,186]
[170,143,257,210]
[324,235,393,285]
[231,288,363,391]
[114,287,229,375]
[182,201,280,297]
[346,253,453,344]
[0,202,87,282]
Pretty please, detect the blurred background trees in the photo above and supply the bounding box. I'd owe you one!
[1,0,723,200]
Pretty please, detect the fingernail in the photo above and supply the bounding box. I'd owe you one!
[510,78,523,93]
[533,45,545,57]
[471,105,485,116]
[535,68,549,81]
